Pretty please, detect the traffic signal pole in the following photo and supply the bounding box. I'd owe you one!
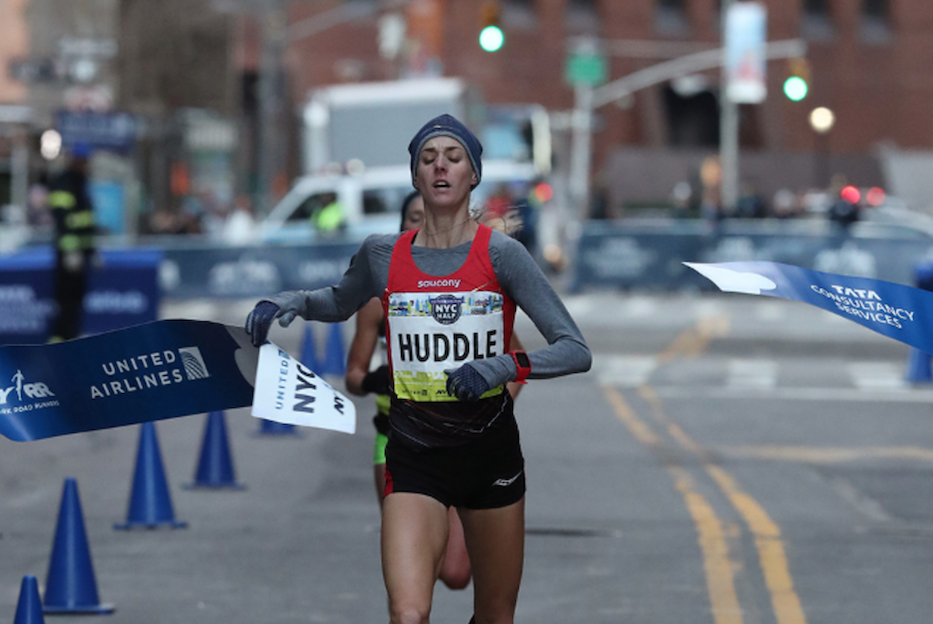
[570,83,594,220]
[720,0,739,214]
[251,0,415,214]
[571,38,806,216]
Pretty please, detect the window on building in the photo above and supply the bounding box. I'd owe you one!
[862,0,888,19]
[503,0,538,30]
[709,0,722,31]
[804,0,829,16]
[564,0,599,33]
[801,0,834,41]
[655,0,689,37]
[860,0,891,43]
[663,83,719,148]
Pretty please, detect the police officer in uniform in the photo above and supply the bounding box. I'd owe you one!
[48,143,97,342]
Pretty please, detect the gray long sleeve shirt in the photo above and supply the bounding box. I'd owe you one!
[285,228,591,387]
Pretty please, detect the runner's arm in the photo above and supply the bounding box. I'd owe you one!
[345,298,386,396]
[468,232,591,386]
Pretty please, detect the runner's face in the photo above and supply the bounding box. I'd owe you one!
[415,136,476,209]
[402,197,425,231]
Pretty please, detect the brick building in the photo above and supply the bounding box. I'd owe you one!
[8,0,931,218]
[281,0,933,215]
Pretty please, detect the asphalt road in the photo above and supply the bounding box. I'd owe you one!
[2,291,932,623]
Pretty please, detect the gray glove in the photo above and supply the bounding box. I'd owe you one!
[444,354,517,402]
[244,291,311,347]
[445,362,490,402]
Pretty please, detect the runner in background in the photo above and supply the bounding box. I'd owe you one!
[344,190,525,591]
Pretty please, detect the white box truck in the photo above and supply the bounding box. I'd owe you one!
[260,78,549,243]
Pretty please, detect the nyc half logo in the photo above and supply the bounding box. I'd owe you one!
[251,344,356,434]
[430,294,465,325]
[0,369,59,415]
[90,346,210,399]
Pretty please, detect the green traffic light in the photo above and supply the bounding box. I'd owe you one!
[783,76,808,102]
[479,25,504,52]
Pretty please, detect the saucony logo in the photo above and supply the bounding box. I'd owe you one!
[492,470,522,487]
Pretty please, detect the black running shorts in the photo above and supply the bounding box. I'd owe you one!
[384,420,525,510]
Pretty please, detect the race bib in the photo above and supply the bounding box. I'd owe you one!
[388,291,505,401]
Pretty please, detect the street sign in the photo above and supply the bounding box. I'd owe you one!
[565,51,607,87]
[55,111,138,152]
[8,58,62,83]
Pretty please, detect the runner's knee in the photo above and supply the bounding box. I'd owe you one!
[390,605,431,624]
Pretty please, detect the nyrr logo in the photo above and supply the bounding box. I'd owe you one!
[178,347,210,380]
[429,294,464,325]
[0,369,56,408]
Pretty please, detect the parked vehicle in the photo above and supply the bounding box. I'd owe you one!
[259,160,538,243]
[261,78,551,244]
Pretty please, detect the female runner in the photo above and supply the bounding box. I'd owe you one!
[246,113,591,624]
[344,190,525,592]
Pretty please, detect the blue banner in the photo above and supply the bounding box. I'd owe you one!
[571,219,933,294]
[159,242,358,299]
[0,247,160,345]
[686,261,933,353]
[0,320,257,442]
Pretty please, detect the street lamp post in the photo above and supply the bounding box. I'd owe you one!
[808,106,835,190]
[257,4,288,215]
[719,0,739,215]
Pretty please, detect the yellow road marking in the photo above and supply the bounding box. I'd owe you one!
[707,466,808,624]
[604,312,810,624]
[639,383,811,624]
[671,465,744,624]
[639,385,703,455]
[717,445,933,464]
[658,314,730,362]
[603,385,743,624]
[602,385,660,447]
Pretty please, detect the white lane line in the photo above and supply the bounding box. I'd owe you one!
[847,362,906,390]
[652,386,933,402]
[755,302,787,323]
[593,355,657,387]
[727,359,778,389]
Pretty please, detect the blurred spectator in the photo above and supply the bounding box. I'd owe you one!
[178,195,205,234]
[484,184,512,221]
[827,174,859,229]
[671,181,693,219]
[514,181,538,254]
[589,179,610,219]
[311,192,346,235]
[146,208,178,234]
[222,194,258,245]
[771,188,799,219]
[198,191,228,239]
[700,185,722,223]
[27,172,52,230]
[146,206,201,235]
[736,180,767,219]
[0,203,31,252]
